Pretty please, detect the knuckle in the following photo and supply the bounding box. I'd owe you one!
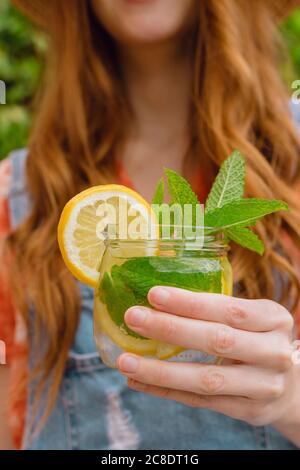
[278,312,294,332]
[158,387,172,400]
[225,301,248,326]
[188,394,203,408]
[199,369,225,394]
[161,317,177,342]
[244,403,262,425]
[275,348,293,372]
[265,375,285,400]
[210,326,235,354]
[154,363,169,387]
[188,394,211,408]
[267,300,294,331]
[187,294,201,318]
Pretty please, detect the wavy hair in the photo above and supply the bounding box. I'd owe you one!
[8,0,300,426]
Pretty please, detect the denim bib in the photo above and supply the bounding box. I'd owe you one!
[7,146,298,450]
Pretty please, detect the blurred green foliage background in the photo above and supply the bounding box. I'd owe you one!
[0,0,46,159]
[1,0,300,159]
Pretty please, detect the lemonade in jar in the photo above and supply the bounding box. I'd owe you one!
[58,151,288,368]
[94,231,232,367]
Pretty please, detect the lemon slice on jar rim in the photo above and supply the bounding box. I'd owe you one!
[58,184,181,360]
[57,184,158,287]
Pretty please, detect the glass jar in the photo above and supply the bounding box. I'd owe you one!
[94,230,232,368]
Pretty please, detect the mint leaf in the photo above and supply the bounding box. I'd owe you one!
[205,150,245,213]
[226,227,264,255]
[99,271,146,339]
[204,151,288,255]
[115,257,222,296]
[152,178,165,235]
[99,257,223,338]
[205,198,288,229]
[152,178,164,205]
[164,168,200,227]
[164,168,199,206]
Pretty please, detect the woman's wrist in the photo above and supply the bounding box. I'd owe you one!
[272,367,300,447]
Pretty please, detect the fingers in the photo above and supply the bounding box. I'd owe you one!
[118,354,287,400]
[124,307,293,369]
[128,379,253,421]
[127,378,253,423]
[147,287,294,333]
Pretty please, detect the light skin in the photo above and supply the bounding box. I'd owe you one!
[92,0,300,447]
[119,41,193,200]
[117,288,300,446]
[92,0,198,200]
[1,0,299,449]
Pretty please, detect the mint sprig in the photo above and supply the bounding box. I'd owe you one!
[152,169,200,228]
[204,150,268,252]
[152,151,289,255]
[203,151,288,253]
[226,227,265,255]
[164,168,199,206]
[205,150,245,212]
[204,198,288,230]
[152,177,164,205]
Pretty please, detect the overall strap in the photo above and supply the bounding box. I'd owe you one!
[8,149,32,229]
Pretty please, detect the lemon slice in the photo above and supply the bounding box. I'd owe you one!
[58,184,181,360]
[58,184,158,287]
[156,343,184,360]
[221,257,233,295]
[94,297,158,355]
[94,297,182,360]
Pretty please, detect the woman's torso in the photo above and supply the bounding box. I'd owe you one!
[6,148,299,450]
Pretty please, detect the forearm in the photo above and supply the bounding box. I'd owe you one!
[0,365,14,450]
[272,366,300,448]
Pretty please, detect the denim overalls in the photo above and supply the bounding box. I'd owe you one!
[8,124,299,450]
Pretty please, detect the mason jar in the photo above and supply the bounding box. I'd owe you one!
[94,229,232,368]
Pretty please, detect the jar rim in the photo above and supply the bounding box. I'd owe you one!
[105,224,226,238]
[105,228,229,254]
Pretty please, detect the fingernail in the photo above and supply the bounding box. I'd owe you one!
[119,354,139,373]
[125,308,148,327]
[151,287,170,305]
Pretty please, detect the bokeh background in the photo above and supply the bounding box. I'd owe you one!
[0,0,300,160]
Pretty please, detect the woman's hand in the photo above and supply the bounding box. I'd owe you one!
[117,287,300,435]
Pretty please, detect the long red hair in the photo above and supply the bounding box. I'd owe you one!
[7,0,300,424]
